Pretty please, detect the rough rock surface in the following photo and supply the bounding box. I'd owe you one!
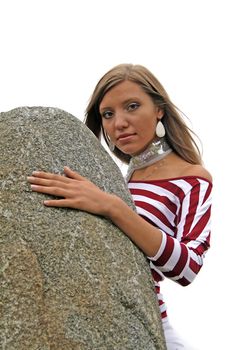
[0,107,166,350]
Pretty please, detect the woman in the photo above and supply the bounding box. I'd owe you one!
[28,64,212,349]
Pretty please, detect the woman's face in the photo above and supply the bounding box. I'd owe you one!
[99,80,163,156]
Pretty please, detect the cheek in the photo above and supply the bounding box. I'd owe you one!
[141,122,156,139]
[138,120,155,134]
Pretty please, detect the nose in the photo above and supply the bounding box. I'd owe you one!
[114,111,129,130]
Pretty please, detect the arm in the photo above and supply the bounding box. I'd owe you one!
[28,167,164,257]
[28,168,212,287]
[148,178,212,286]
[107,195,164,256]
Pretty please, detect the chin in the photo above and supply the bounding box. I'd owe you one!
[118,140,153,156]
[118,147,135,156]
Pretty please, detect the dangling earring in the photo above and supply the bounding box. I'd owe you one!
[105,132,115,152]
[109,139,115,152]
[156,120,166,138]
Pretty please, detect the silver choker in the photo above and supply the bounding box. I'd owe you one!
[126,138,172,182]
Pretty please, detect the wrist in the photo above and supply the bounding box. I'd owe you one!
[104,194,124,219]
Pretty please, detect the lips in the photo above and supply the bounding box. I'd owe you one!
[117,133,136,141]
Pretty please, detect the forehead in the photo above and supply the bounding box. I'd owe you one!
[100,80,148,108]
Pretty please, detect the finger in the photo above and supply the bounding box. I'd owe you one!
[30,171,70,184]
[43,199,76,208]
[64,166,86,181]
[27,177,69,188]
[30,184,70,198]
[32,171,56,178]
[28,177,51,186]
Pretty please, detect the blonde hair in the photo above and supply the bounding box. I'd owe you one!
[85,63,202,164]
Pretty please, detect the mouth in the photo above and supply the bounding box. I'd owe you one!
[117,133,136,141]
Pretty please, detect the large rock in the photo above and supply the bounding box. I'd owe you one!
[0,107,166,350]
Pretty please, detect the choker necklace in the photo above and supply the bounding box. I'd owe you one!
[125,138,172,182]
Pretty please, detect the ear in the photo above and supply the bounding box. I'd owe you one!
[157,108,164,120]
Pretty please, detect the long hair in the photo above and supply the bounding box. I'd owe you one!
[84,63,202,164]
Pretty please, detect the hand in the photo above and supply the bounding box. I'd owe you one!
[27,166,113,216]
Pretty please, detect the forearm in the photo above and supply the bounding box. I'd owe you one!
[107,194,210,287]
[107,195,163,257]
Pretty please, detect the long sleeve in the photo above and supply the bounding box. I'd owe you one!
[128,177,212,286]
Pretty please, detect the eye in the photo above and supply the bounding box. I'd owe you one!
[101,110,114,119]
[127,102,140,111]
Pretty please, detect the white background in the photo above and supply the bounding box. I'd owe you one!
[0,1,232,349]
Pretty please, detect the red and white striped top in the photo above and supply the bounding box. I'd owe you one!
[128,176,212,320]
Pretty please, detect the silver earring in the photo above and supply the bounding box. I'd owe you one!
[156,120,166,138]
[104,131,115,152]
[109,140,115,152]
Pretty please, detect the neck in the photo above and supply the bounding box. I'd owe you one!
[126,138,172,182]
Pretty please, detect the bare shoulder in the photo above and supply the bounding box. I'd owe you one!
[182,164,213,182]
